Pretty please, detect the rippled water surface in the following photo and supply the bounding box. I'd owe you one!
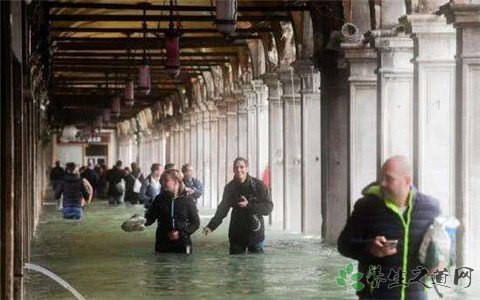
[25,201,478,299]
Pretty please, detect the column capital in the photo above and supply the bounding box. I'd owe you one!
[440,3,480,28]
[261,72,280,88]
[278,66,301,102]
[373,33,414,52]
[404,14,455,34]
[342,43,377,83]
[292,60,321,93]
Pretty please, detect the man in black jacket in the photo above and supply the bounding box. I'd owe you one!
[337,155,441,300]
[50,160,65,191]
[55,162,90,220]
[204,157,273,254]
[106,160,125,205]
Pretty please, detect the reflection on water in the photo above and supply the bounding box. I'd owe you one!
[25,201,478,299]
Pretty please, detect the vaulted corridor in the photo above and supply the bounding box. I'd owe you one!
[2,0,480,299]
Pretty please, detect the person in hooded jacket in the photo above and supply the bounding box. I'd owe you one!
[144,169,200,254]
[337,155,441,300]
[55,162,90,220]
[204,157,273,254]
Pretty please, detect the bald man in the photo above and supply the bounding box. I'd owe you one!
[337,155,441,300]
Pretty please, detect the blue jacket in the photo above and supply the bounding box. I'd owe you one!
[337,184,441,300]
[183,177,204,201]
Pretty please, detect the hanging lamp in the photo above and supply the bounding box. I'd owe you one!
[216,0,237,36]
[111,96,121,117]
[124,34,135,106]
[139,6,151,96]
[103,108,111,125]
[165,0,181,78]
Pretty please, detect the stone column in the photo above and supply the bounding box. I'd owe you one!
[174,123,180,165]
[217,100,228,194]
[321,56,349,243]
[252,80,269,184]
[170,126,176,164]
[226,94,238,181]
[189,109,198,174]
[202,105,212,208]
[243,83,258,176]
[263,73,284,228]
[196,107,205,207]
[235,88,248,158]
[183,116,191,165]
[210,103,219,208]
[343,44,378,209]
[441,2,480,269]
[178,124,186,167]
[295,60,322,236]
[373,32,414,169]
[279,66,302,233]
[407,14,456,216]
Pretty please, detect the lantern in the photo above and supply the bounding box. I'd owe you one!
[139,64,151,96]
[124,80,135,106]
[94,115,103,129]
[216,0,237,36]
[103,108,111,125]
[111,96,121,117]
[165,25,180,78]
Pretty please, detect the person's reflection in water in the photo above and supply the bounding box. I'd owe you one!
[224,255,266,296]
[138,254,195,298]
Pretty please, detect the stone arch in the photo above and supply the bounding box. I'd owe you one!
[221,63,234,95]
[210,65,224,99]
[273,21,297,67]
[262,32,279,72]
[246,39,266,78]
[201,71,215,100]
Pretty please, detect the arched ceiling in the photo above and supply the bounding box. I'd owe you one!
[47,0,313,127]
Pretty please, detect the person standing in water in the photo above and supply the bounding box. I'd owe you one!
[204,157,273,254]
[144,169,200,253]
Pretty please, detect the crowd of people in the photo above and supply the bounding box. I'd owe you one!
[51,154,454,300]
[50,157,273,256]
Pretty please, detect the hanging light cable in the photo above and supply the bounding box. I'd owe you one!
[215,0,237,37]
[124,33,135,106]
[139,4,151,96]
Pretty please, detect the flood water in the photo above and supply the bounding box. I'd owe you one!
[25,200,478,299]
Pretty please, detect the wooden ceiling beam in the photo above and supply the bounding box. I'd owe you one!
[47,2,311,12]
[53,76,183,83]
[52,87,178,95]
[49,14,290,23]
[52,51,238,58]
[55,37,248,51]
[52,58,230,65]
[53,66,212,72]
[50,27,272,34]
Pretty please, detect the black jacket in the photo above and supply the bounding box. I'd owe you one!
[106,167,125,196]
[207,175,273,246]
[82,168,98,188]
[145,190,200,252]
[55,173,90,206]
[337,185,440,300]
[50,166,66,181]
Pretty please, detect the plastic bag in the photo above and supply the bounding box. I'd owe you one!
[121,214,146,232]
[419,216,460,270]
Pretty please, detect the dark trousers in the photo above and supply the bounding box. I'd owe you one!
[229,240,264,255]
[156,243,192,254]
